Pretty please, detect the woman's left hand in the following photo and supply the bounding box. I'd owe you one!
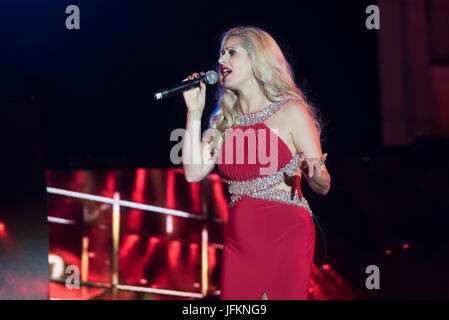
[299,152,328,179]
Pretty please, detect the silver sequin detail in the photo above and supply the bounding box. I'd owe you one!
[226,152,313,216]
[228,189,313,217]
[238,96,294,127]
[228,153,301,195]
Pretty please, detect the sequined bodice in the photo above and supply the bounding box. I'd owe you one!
[217,96,295,181]
[217,121,296,181]
[216,96,313,214]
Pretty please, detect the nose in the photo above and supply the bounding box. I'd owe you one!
[218,54,226,65]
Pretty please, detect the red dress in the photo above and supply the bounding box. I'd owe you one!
[218,97,316,300]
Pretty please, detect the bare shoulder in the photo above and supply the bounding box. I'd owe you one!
[276,98,313,130]
[281,98,310,121]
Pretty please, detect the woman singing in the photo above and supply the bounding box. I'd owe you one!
[182,26,331,300]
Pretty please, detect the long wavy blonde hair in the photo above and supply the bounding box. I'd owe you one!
[209,26,323,145]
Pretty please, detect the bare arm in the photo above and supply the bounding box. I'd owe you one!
[285,99,331,195]
[181,71,221,183]
[182,110,221,182]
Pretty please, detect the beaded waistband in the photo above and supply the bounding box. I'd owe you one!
[226,152,313,216]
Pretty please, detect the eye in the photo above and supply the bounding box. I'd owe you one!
[220,49,236,57]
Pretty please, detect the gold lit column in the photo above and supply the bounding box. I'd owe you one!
[112,192,120,296]
[201,224,208,296]
[80,235,89,296]
[81,236,89,282]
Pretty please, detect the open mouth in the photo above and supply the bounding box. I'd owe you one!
[220,66,232,79]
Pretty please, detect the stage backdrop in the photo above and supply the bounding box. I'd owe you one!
[0,97,50,299]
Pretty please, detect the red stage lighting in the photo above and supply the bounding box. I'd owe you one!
[0,221,5,237]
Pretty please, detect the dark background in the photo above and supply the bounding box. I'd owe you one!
[1,0,380,169]
[1,0,448,299]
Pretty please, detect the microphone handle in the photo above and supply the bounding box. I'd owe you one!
[153,76,204,100]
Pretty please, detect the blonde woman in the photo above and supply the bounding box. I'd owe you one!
[182,26,330,300]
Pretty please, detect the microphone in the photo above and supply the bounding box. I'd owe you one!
[153,70,218,100]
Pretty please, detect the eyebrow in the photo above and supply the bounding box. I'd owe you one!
[221,46,235,53]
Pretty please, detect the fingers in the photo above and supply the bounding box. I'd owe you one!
[316,162,322,177]
[183,72,206,85]
[299,151,328,178]
[183,74,194,82]
[308,162,314,178]
[301,160,321,178]
[299,152,307,172]
[194,72,206,88]
[193,72,205,90]
[299,152,306,170]
[321,153,328,164]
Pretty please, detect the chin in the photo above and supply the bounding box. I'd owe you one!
[220,77,240,91]
[224,80,240,91]
[221,82,233,90]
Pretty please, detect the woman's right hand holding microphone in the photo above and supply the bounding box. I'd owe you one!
[182,71,206,115]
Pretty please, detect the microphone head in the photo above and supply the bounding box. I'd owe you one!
[205,70,218,85]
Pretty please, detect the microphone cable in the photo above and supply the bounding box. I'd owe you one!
[310,213,328,288]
